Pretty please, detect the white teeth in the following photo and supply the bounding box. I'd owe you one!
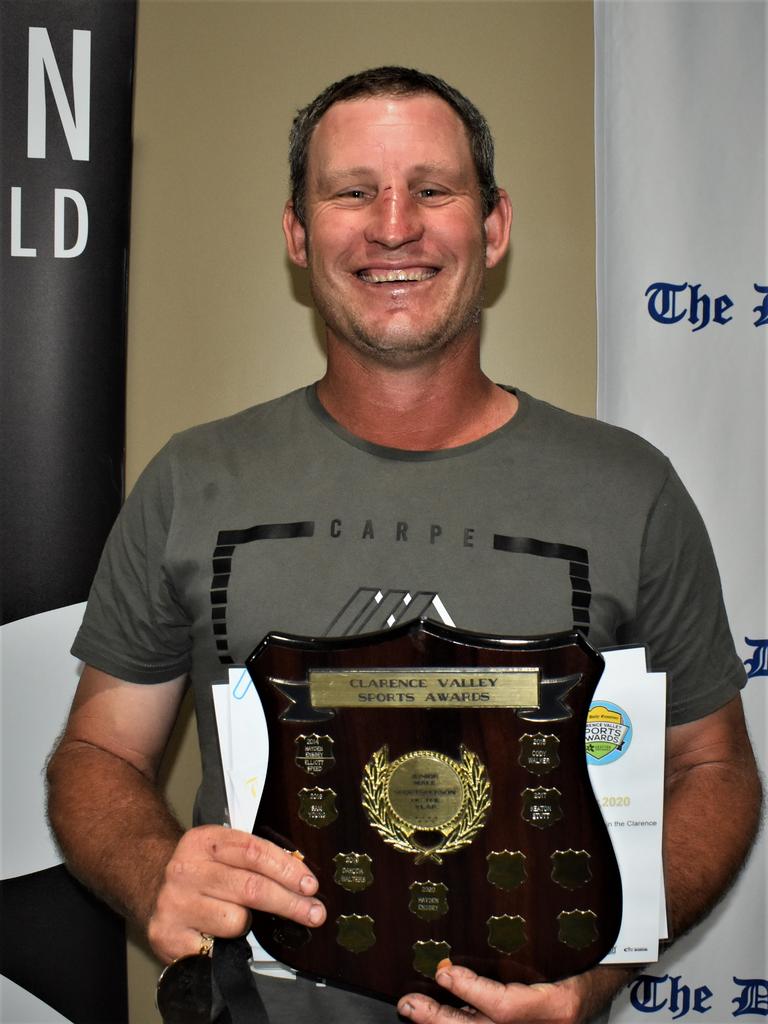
[358,268,437,283]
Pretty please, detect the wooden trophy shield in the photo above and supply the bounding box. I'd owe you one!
[245,618,622,1005]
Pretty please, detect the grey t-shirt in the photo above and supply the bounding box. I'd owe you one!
[74,386,745,827]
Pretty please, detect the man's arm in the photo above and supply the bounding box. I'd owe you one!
[46,665,327,964]
[661,694,762,936]
[398,694,762,1024]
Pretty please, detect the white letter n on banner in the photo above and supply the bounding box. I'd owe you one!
[27,27,91,160]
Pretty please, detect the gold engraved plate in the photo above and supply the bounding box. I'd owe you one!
[557,910,599,949]
[408,880,449,920]
[361,745,491,864]
[295,734,335,775]
[310,668,539,709]
[388,752,463,827]
[551,849,592,889]
[413,940,451,978]
[333,853,373,893]
[298,787,338,828]
[487,850,527,891]
[487,915,527,955]
[519,733,560,775]
[336,914,376,953]
[521,786,563,829]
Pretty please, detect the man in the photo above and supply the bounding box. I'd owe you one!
[47,67,760,1024]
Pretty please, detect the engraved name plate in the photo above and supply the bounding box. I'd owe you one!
[309,669,539,709]
[521,786,563,829]
[295,733,335,774]
[297,787,338,828]
[519,733,560,775]
[333,852,373,892]
[409,880,449,920]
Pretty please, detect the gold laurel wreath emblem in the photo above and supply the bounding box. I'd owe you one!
[361,745,491,864]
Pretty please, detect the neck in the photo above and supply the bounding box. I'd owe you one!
[316,337,518,450]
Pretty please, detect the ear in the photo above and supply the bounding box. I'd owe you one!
[483,188,513,269]
[283,200,308,267]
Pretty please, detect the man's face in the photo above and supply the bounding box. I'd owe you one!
[284,94,510,366]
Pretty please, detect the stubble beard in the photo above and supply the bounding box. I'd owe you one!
[308,253,487,367]
[313,286,483,367]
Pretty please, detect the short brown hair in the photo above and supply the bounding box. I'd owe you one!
[289,66,500,226]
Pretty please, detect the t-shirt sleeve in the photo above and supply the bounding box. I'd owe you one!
[71,440,192,683]
[621,461,746,725]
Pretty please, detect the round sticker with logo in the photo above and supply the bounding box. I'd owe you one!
[585,701,632,765]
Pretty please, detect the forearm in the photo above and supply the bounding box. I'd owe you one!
[577,963,646,1023]
[47,738,183,929]
[662,749,762,938]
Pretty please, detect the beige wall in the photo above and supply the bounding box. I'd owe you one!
[126,2,597,1019]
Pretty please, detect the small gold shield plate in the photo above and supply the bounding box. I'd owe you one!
[487,914,527,954]
[297,787,338,828]
[521,786,563,829]
[333,852,374,893]
[336,914,376,954]
[557,910,599,949]
[518,733,560,775]
[408,880,449,920]
[413,940,451,978]
[486,850,527,891]
[551,849,592,889]
[295,733,335,775]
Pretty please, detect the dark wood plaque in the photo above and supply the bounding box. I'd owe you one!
[245,619,622,1005]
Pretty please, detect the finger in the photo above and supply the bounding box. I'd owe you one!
[163,859,326,929]
[397,993,486,1023]
[432,964,518,1020]
[434,965,582,1024]
[184,827,319,895]
[212,865,326,926]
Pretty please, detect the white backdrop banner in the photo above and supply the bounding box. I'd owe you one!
[595,2,766,1022]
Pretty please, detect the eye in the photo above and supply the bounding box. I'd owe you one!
[414,187,450,203]
[337,189,371,202]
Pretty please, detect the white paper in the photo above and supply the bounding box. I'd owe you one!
[589,647,667,964]
[214,670,293,975]
[214,668,267,831]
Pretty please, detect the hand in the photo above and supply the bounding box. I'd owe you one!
[147,825,326,963]
[398,963,589,1024]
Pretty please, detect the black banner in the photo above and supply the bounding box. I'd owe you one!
[1,0,135,624]
[1,2,135,1021]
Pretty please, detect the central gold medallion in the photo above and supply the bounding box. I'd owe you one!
[388,752,464,830]
[361,745,491,863]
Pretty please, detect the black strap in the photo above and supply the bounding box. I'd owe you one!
[212,935,270,1024]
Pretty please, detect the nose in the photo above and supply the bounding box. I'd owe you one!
[364,187,424,249]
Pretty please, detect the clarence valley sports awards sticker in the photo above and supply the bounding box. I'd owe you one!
[585,701,633,765]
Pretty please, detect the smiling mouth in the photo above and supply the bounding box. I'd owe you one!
[356,268,439,284]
